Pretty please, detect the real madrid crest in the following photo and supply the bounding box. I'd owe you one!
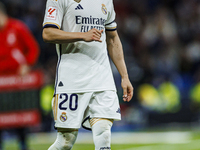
[60,112,67,122]
[101,4,107,15]
[74,0,81,3]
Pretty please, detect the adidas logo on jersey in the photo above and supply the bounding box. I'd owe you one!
[75,4,83,10]
[58,81,64,87]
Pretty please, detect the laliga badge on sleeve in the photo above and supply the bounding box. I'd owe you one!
[74,0,81,3]
[60,112,67,122]
[47,6,58,20]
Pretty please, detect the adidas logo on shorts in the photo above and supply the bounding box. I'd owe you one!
[116,108,121,114]
[75,4,83,10]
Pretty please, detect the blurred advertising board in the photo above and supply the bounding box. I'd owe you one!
[0,71,44,129]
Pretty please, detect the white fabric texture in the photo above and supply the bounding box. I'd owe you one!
[52,91,121,129]
[43,0,117,93]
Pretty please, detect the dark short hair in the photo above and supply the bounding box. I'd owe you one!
[0,2,7,15]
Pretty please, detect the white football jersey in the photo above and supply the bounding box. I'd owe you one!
[43,0,117,93]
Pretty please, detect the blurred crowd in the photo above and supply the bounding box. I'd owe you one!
[1,0,200,128]
[114,0,200,128]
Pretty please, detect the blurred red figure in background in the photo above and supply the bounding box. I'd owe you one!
[0,2,39,150]
[0,2,39,76]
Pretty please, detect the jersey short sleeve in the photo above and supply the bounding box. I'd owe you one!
[43,0,66,29]
[105,0,117,31]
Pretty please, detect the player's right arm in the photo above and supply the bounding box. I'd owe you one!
[42,27,103,44]
[42,0,103,44]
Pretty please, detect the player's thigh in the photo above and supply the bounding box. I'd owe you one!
[52,93,91,129]
[89,90,121,120]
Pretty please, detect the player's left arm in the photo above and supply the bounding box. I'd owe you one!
[106,30,134,102]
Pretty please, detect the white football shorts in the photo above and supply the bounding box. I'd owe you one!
[52,91,121,130]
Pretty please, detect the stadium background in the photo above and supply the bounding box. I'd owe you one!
[1,0,200,149]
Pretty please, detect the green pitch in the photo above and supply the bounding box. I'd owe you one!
[4,130,200,150]
[4,142,200,150]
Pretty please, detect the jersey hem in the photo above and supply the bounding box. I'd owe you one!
[55,88,117,94]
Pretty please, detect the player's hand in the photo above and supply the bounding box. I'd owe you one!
[121,77,134,102]
[83,28,103,42]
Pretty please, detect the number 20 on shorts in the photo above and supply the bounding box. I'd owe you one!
[59,93,78,111]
